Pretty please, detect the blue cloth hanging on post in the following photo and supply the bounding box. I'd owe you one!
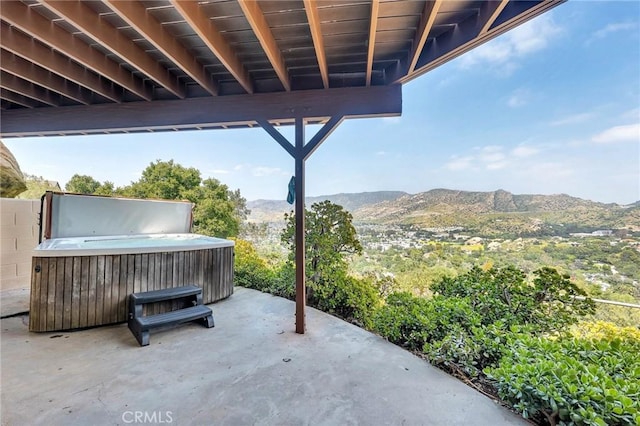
[287,176,295,205]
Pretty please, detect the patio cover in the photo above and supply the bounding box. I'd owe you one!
[0,0,564,332]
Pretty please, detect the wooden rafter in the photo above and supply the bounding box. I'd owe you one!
[0,23,122,103]
[0,71,58,107]
[303,0,329,89]
[401,0,564,84]
[0,88,40,109]
[408,0,443,74]
[237,0,291,91]
[366,0,380,86]
[171,0,253,94]
[40,0,185,99]
[103,0,218,96]
[479,0,510,35]
[0,1,151,101]
[0,50,93,105]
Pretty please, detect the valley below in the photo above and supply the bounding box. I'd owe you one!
[244,189,640,326]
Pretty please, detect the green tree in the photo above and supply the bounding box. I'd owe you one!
[65,174,102,194]
[185,178,239,238]
[228,188,250,222]
[94,181,115,196]
[120,160,242,238]
[121,160,201,200]
[281,201,379,325]
[281,200,362,285]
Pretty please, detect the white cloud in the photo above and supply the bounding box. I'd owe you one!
[233,164,244,171]
[511,145,539,158]
[376,151,387,156]
[446,144,542,173]
[486,161,508,170]
[550,112,595,126]
[592,123,640,144]
[457,14,562,73]
[480,151,506,163]
[210,169,229,175]
[445,156,474,171]
[590,22,637,42]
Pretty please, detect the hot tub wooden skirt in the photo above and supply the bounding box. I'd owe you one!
[29,247,234,332]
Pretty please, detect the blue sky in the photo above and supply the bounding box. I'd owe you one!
[5,1,640,204]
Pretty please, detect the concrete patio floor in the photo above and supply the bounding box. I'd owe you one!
[1,287,526,425]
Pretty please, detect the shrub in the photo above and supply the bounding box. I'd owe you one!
[372,292,480,351]
[432,266,595,332]
[266,264,296,300]
[425,322,532,378]
[309,272,381,329]
[485,322,640,425]
[232,239,276,291]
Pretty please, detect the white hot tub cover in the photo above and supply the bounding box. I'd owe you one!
[44,192,193,239]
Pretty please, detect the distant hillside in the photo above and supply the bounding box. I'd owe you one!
[247,191,407,222]
[248,189,640,237]
[358,189,639,236]
[356,189,599,219]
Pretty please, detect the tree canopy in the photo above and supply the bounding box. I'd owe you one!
[65,174,114,196]
[62,160,247,238]
[282,200,362,285]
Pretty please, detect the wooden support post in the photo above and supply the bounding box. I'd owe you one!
[258,115,345,334]
[294,117,306,334]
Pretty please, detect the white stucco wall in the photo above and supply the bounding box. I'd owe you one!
[1,198,39,291]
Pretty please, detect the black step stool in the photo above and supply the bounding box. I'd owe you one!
[128,285,214,346]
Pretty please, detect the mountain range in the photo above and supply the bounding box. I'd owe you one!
[247,189,640,236]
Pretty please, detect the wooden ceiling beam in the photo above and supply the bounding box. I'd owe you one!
[1,50,93,105]
[366,0,380,86]
[0,1,150,101]
[102,0,218,96]
[479,0,510,35]
[237,0,291,91]
[1,85,402,137]
[0,71,58,107]
[0,23,122,103]
[40,0,185,99]
[408,0,443,74]
[0,88,41,109]
[401,0,564,84]
[171,0,253,94]
[303,0,329,88]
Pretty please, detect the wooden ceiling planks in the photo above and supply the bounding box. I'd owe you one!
[0,0,564,136]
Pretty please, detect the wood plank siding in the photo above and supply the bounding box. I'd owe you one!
[29,247,234,332]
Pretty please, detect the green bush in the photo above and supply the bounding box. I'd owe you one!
[309,272,381,329]
[266,265,296,300]
[232,239,276,291]
[372,292,480,351]
[432,266,595,332]
[425,322,532,378]
[485,322,640,425]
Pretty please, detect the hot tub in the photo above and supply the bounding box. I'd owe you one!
[30,233,234,332]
